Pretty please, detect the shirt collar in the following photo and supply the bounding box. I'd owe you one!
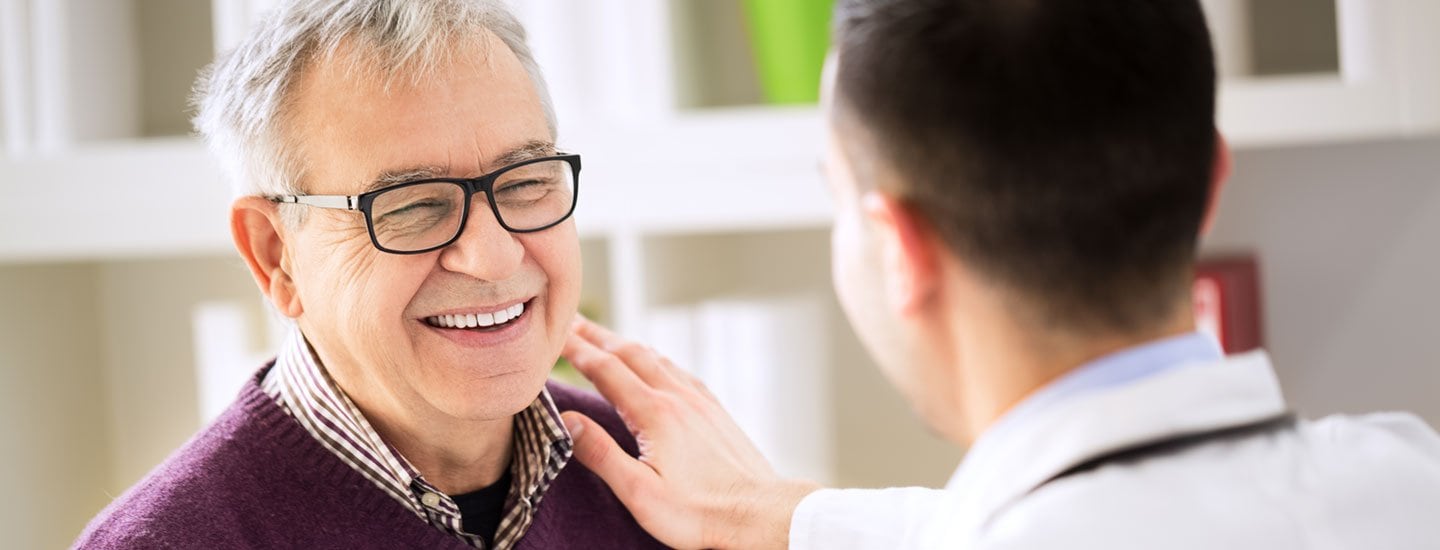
[261,325,573,548]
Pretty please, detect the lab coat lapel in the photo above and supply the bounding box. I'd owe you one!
[944,351,1289,538]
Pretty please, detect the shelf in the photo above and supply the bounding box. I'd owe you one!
[1203,0,1339,79]
[1211,0,1440,148]
[0,108,831,263]
[1220,74,1415,148]
[1,0,215,153]
[6,0,1439,262]
[668,0,764,109]
[0,138,233,263]
[571,107,831,236]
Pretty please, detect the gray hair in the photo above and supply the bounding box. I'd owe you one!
[192,0,556,209]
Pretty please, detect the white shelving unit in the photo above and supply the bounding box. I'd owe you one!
[3,1,1439,546]
[1,0,1435,262]
[1213,0,1440,148]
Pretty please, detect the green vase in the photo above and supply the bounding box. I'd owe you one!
[742,0,835,105]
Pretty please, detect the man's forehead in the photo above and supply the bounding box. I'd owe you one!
[288,27,552,194]
[360,139,557,193]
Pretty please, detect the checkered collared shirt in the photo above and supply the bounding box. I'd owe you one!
[261,327,573,549]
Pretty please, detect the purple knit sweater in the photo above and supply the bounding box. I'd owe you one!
[74,364,666,549]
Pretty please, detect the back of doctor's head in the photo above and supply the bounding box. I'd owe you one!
[832,0,1217,334]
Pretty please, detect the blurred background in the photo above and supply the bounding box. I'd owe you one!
[2,0,1439,547]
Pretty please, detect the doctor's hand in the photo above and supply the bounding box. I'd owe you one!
[559,317,821,550]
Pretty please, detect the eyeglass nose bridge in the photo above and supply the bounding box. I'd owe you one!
[458,171,496,196]
[455,177,508,234]
[443,187,522,261]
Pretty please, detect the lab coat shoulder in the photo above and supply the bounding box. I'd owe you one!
[1307,410,1440,465]
[977,412,1440,550]
[791,353,1440,550]
[978,426,1306,550]
[790,486,960,550]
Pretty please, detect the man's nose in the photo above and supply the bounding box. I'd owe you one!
[437,197,524,281]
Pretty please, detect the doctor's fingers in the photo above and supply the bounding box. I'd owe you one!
[571,316,717,404]
[562,330,659,415]
[571,316,684,391]
[662,357,722,407]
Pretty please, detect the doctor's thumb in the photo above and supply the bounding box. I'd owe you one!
[562,411,652,501]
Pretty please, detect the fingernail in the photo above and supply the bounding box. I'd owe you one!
[564,416,585,438]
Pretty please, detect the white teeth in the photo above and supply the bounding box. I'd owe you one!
[426,302,527,329]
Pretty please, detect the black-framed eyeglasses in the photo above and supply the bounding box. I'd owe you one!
[270,154,581,254]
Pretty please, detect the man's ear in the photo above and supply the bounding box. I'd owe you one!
[1201,132,1233,236]
[232,197,303,318]
[860,191,939,315]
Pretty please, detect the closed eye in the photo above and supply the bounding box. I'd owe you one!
[496,180,553,203]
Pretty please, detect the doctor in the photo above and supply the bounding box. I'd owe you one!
[557,0,1440,548]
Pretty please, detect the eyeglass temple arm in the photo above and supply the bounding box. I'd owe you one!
[273,194,358,210]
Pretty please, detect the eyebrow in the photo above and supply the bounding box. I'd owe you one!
[361,139,558,193]
[492,140,558,169]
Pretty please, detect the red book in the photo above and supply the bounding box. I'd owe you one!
[1193,256,1264,354]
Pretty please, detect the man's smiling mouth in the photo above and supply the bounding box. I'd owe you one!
[424,300,530,330]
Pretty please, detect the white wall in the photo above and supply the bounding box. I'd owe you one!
[0,256,266,545]
[96,257,264,493]
[0,264,109,550]
[1204,134,1440,424]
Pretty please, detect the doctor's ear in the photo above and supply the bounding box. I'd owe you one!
[231,197,304,318]
[1201,132,1233,236]
[860,191,940,314]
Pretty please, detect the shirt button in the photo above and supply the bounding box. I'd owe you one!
[420,492,443,508]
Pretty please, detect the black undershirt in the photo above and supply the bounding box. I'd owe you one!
[451,470,513,546]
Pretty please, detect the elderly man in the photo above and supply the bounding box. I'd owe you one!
[75,1,661,548]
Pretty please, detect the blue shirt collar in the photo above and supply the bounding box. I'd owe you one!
[1028,331,1224,405]
[955,331,1225,487]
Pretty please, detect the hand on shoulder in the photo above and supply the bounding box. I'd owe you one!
[560,316,821,550]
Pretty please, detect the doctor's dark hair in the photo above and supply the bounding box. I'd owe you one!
[832,0,1218,332]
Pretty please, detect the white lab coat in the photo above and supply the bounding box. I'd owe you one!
[790,351,1440,549]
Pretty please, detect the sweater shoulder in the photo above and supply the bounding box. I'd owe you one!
[75,371,435,548]
[74,381,297,547]
[523,381,667,549]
